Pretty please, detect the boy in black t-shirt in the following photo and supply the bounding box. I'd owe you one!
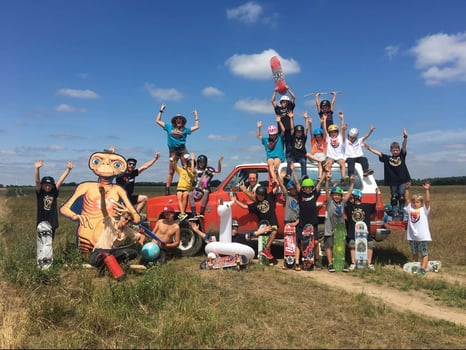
[272,86,296,156]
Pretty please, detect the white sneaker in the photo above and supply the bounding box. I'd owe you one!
[349,263,356,271]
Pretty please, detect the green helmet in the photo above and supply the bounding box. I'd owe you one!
[301,178,315,187]
[331,186,344,195]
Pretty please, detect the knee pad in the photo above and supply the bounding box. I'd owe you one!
[399,195,405,206]
[390,194,399,207]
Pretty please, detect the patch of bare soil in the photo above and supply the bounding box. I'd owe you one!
[278,263,466,327]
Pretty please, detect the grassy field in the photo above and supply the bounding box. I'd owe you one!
[0,185,465,349]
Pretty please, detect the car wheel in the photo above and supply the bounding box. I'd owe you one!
[176,226,203,257]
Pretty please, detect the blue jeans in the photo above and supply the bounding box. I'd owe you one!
[286,155,307,178]
[390,183,407,217]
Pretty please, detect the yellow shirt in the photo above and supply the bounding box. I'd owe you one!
[176,166,195,191]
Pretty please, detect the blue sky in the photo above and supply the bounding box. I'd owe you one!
[1,0,466,186]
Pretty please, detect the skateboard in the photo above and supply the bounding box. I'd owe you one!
[199,253,249,270]
[258,234,270,265]
[192,166,216,201]
[37,221,53,270]
[270,56,287,95]
[301,224,315,271]
[354,221,368,268]
[283,224,296,269]
[333,222,346,272]
[403,261,441,274]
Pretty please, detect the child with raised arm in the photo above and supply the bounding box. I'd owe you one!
[284,111,310,181]
[307,116,327,180]
[35,160,73,269]
[174,153,196,221]
[315,91,337,130]
[272,86,296,154]
[344,124,375,177]
[365,128,411,221]
[257,119,285,186]
[404,182,432,276]
[155,104,199,195]
[323,112,348,185]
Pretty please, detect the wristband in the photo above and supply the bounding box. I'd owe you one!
[403,135,408,139]
[159,110,164,113]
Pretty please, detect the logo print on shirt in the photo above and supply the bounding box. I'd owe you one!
[330,137,340,148]
[410,209,420,223]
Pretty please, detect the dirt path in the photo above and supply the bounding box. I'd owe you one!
[279,264,466,327]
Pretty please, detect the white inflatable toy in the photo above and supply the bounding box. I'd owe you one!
[205,200,255,260]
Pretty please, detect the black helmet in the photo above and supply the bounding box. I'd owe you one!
[295,124,305,132]
[255,185,267,197]
[197,155,208,164]
[320,99,331,108]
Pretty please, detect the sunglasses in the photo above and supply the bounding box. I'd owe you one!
[128,162,136,166]
[120,216,131,222]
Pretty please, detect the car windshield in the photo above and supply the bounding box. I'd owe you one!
[223,168,269,192]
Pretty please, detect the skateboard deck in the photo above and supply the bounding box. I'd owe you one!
[301,224,315,271]
[258,234,269,265]
[283,224,296,269]
[270,56,287,95]
[354,221,368,268]
[37,221,53,270]
[403,260,441,274]
[333,222,346,272]
[199,254,249,270]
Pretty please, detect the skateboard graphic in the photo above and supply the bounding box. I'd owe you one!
[403,260,441,274]
[270,56,287,95]
[333,222,346,272]
[354,221,368,268]
[199,254,249,270]
[301,224,315,271]
[37,221,53,270]
[258,234,270,265]
[283,224,296,269]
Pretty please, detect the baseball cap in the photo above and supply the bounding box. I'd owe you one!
[40,176,55,185]
[162,205,175,213]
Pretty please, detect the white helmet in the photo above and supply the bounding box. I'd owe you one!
[348,128,359,138]
[279,95,290,102]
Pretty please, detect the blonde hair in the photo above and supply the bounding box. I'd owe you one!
[411,194,424,205]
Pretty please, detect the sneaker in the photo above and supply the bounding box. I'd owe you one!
[188,217,198,222]
[349,263,356,271]
[314,260,323,269]
[343,265,349,272]
[341,176,349,186]
[196,214,204,219]
[328,264,336,272]
[261,248,274,260]
[368,264,375,271]
[417,268,427,276]
[363,169,374,177]
[178,213,188,221]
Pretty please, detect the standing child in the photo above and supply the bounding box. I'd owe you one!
[307,116,327,180]
[295,167,325,270]
[345,189,376,271]
[323,112,348,185]
[315,91,337,130]
[344,124,375,177]
[174,153,196,221]
[272,86,296,155]
[230,184,279,263]
[324,173,354,272]
[284,111,310,180]
[404,182,432,276]
[257,119,285,185]
[35,160,73,269]
[155,104,199,195]
[365,128,411,221]
[188,154,223,219]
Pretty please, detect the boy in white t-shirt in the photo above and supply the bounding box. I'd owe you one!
[404,182,432,276]
[322,112,347,185]
[344,124,375,177]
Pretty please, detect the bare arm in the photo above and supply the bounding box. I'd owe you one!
[402,128,408,153]
[303,112,309,136]
[315,93,321,113]
[34,160,43,191]
[230,192,249,209]
[287,111,294,135]
[256,121,262,140]
[138,152,160,174]
[361,124,375,142]
[339,112,345,142]
[343,176,355,201]
[216,156,224,173]
[271,90,278,108]
[364,143,382,157]
[330,91,337,110]
[423,182,431,209]
[190,110,200,132]
[99,186,109,218]
[56,160,73,190]
[287,86,296,104]
[155,104,166,128]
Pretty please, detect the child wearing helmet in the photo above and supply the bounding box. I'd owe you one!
[324,173,354,272]
[188,154,223,219]
[365,128,411,221]
[345,188,377,270]
[315,91,337,130]
[344,124,375,177]
[257,119,285,186]
[230,184,280,262]
[295,167,326,270]
[35,159,73,269]
[323,112,348,185]
[272,86,296,155]
[155,104,200,195]
[306,112,328,180]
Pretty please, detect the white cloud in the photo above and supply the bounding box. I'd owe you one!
[202,86,224,97]
[207,134,238,142]
[225,49,300,80]
[226,2,263,23]
[55,104,86,113]
[409,32,466,85]
[234,98,271,114]
[56,88,99,99]
[144,83,183,101]
[385,45,399,59]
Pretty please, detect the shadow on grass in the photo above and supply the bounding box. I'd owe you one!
[374,246,409,267]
